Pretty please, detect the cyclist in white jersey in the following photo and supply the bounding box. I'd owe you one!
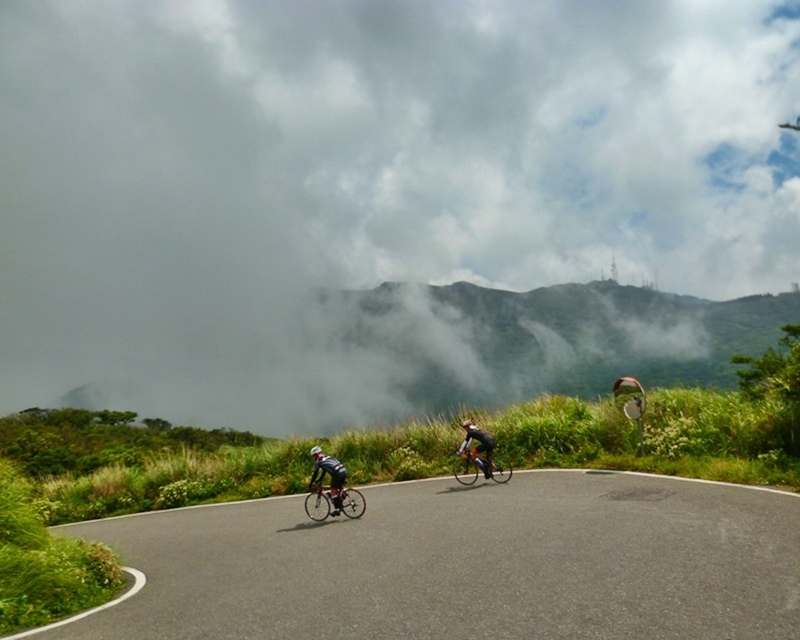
[457,418,496,479]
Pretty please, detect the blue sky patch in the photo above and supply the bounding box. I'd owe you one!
[704,137,800,191]
[768,133,800,186]
[702,143,750,192]
[765,2,800,25]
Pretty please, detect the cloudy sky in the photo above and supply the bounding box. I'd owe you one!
[2,1,800,434]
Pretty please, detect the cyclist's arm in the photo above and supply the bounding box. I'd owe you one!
[310,463,325,485]
[457,437,474,454]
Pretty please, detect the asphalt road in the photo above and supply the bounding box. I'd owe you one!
[12,470,800,640]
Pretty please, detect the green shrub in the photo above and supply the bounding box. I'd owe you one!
[388,446,432,481]
[158,479,205,508]
[0,458,125,636]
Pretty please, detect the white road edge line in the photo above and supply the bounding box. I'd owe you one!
[53,469,800,530]
[364,468,800,498]
[2,567,146,639]
[618,468,800,497]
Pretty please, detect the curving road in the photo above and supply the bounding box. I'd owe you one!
[12,470,800,640]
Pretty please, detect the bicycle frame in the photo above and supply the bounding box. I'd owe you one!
[460,450,492,469]
[311,484,340,497]
[453,450,512,485]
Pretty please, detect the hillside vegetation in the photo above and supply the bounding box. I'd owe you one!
[2,389,797,529]
[0,408,268,479]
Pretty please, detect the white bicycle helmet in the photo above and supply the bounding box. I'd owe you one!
[310,445,322,456]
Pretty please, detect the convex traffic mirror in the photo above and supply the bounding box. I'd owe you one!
[613,377,646,455]
[613,376,646,419]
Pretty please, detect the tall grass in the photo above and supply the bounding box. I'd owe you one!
[642,388,793,458]
[0,459,124,636]
[23,388,800,528]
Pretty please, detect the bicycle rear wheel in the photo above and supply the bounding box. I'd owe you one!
[489,457,512,484]
[339,488,366,519]
[305,492,331,521]
[453,458,478,485]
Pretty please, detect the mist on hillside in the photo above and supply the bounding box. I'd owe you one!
[53,282,714,437]
[50,285,479,436]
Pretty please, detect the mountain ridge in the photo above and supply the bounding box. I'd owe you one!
[328,278,800,418]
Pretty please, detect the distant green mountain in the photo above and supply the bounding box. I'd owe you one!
[324,280,800,416]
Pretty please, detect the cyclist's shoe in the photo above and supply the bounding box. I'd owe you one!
[331,509,341,517]
[484,469,493,479]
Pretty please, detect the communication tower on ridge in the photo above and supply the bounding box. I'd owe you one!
[792,282,799,294]
[611,255,618,283]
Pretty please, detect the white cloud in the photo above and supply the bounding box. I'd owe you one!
[1,0,799,432]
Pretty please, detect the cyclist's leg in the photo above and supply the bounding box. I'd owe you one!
[476,444,493,477]
[331,473,345,511]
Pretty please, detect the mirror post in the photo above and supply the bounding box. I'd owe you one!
[637,416,643,457]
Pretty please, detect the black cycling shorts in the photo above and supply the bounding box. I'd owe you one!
[475,438,495,455]
[331,469,347,488]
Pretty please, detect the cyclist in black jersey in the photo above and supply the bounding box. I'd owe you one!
[309,446,348,516]
[457,418,495,479]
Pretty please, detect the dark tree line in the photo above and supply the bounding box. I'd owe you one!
[0,408,268,478]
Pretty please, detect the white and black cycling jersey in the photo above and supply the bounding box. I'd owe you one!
[310,455,347,484]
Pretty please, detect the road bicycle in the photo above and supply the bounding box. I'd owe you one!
[305,484,366,522]
[452,450,512,485]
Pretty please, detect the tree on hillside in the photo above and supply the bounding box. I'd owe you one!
[96,410,137,426]
[142,417,172,431]
[732,324,800,402]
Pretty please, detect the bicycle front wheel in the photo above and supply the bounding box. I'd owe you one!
[453,458,478,485]
[305,492,331,521]
[339,488,366,519]
[489,457,512,484]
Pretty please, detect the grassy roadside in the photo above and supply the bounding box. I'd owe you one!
[1,386,798,636]
[0,459,125,637]
[32,388,800,528]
